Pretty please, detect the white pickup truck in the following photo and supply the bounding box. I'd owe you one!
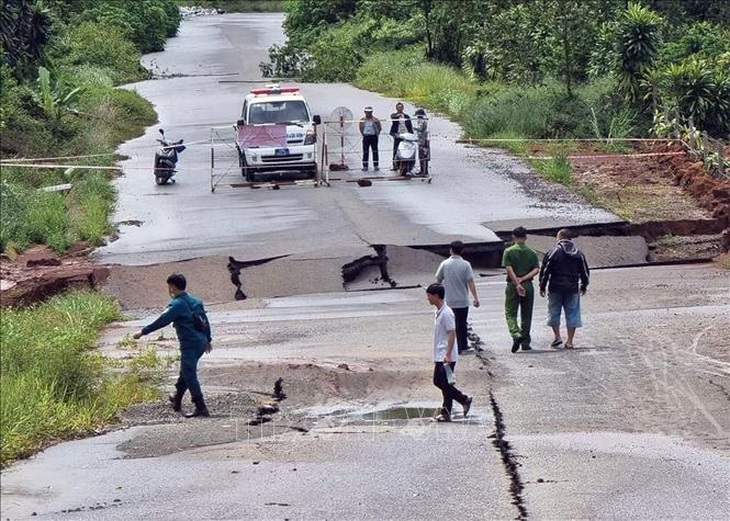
[235,85,321,182]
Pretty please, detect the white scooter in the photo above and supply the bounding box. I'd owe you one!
[395,132,419,176]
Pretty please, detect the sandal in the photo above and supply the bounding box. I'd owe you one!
[564,344,574,349]
[550,339,563,348]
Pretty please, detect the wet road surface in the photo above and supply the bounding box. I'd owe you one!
[3,263,729,520]
[2,13,728,521]
[94,13,618,266]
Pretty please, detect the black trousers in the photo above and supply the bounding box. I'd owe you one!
[433,362,468,416]
[452,306,469,353]
[362,135,379,168]
[392,136,403,166]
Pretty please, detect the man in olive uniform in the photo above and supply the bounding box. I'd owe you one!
[502,226,540,353]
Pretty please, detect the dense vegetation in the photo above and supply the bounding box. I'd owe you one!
[1,0,181,254]
[1,1,180,466]
[0,291,163,466]
[262,0,730,141]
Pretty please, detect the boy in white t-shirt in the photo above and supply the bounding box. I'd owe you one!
[426,283,473,422]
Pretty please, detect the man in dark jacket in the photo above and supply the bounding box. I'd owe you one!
[389,102,413,170]
[538,229,589,349]
[133,273,212,417]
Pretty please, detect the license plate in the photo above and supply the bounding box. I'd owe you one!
[275,148,289,156]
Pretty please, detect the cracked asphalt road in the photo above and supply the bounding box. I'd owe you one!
[2,13,729,521]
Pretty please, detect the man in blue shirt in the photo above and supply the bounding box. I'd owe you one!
[134,273,212,417]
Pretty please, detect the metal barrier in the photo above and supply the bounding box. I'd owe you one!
[320,117,432,185]
[208,125,323,192]
[208,114,433,192]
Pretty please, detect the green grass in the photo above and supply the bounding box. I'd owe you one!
[355,48,480,114]
[1,87,155,254]
[532,153,573,185]
[0,291,161,466]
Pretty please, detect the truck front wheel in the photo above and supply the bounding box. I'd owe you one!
[239,154,255,182]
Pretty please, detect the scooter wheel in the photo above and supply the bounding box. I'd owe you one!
[155,175,167,185]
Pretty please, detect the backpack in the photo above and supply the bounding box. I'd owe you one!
[184,298,210,334]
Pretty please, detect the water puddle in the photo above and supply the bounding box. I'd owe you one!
[358,407,441,422]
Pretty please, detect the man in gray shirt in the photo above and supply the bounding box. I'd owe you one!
[435,240,480,353]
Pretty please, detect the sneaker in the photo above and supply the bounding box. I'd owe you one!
[511,336,522,353]
[521,342,532,351]
[434,413,451,423]
[462,397,473,418]
[374,167,380,171]
[361,167,368,172]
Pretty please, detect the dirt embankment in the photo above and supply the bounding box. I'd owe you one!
[0,244,109,308]
[569,141,730,261]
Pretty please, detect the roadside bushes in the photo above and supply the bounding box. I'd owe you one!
[81,0,180,54]
[264,15,423,82]
[54,22,144,85]
[1,36,156,254]
[355,48,480,113]
[463,81,637,140]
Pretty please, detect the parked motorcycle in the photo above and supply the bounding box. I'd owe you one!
[395,132,419,176]
[153,129,186,185]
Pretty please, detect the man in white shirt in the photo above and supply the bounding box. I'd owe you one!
[358,106,381,171]
[435,240,480,353]
[427,283,473,422]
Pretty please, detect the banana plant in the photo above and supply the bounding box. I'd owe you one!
[35,66,84,120]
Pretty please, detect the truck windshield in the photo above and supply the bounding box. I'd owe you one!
[248,101,309,124]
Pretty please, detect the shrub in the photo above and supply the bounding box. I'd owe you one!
[462,79,631,140]
[462,86,554,139]
[659,21,730,65]
[54,21,143,85]
[83,0,180,54]
[355,47,427,96]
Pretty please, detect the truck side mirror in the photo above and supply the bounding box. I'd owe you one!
[236,119,245,127]
[313,115,321,125]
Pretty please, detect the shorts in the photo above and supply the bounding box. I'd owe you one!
[547,291,582,328]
